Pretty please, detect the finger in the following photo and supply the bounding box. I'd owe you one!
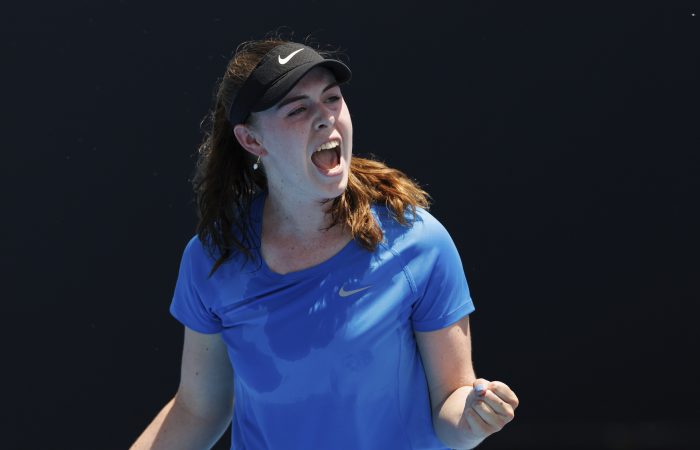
[481,389,515,420]
[467,378,490,404]
[471,398,508,431]
[487,381,520,409]
[472,393,512,433]
[463,404,491,437]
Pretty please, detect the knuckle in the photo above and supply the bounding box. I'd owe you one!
[512,396,520,408]
[489,380,504,390]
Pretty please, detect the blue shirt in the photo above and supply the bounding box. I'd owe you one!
[170,193,475,449]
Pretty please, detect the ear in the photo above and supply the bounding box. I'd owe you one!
[233,123,267,157]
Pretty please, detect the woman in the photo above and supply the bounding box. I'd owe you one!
[132,37,518,450]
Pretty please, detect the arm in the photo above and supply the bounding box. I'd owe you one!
[131,326,235,450]
[415,315,518,449]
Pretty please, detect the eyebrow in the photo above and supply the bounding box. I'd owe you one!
[275,82,340,110]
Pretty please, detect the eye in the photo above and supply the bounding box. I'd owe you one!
[325,95,341,103]
[287,106,306,117]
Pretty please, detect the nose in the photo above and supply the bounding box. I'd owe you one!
[314,104,336,131]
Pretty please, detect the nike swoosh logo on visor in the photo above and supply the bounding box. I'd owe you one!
[339,285,372,297]
[278,48,304,65]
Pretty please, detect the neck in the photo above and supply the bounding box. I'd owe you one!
[262,190,340,241]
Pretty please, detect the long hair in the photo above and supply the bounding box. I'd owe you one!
[192,37,430,277]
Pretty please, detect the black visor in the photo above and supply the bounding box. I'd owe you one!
[228,42,352,125]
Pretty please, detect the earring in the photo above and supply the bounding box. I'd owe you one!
[253,156,261,170]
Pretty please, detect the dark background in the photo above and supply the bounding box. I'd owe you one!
[3,1,699,449]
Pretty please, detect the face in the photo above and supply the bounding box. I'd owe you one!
[237,66,353,203]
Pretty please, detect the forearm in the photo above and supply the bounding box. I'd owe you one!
[131,395,232,450]
[433,386,485,450]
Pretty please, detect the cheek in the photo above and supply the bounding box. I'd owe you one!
[339,108,353,134]
[266,128,305,156]
[340,100,352,121]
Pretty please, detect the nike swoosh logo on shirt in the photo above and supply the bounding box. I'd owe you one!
[278,48,304,65]
[339,285,372,297]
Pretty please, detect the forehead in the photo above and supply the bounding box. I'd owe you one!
[284,66,337,97]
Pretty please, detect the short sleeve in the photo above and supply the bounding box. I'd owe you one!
[406,212,475,332]
[169,235,223,334]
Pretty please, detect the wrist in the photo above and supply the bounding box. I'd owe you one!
[433,386,487,449]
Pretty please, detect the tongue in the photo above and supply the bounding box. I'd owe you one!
[311,148,339,170]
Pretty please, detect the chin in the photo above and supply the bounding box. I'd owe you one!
[319,177,349,201]
[324,184,348,201]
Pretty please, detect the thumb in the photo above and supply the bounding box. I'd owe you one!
[466,378,490,406]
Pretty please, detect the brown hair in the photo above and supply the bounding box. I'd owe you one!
[192,36,430,277]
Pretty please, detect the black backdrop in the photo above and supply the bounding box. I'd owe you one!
[3,1,699,449]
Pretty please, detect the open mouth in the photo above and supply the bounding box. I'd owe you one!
[311,140,341,171]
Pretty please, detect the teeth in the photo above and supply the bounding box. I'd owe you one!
[315,141,340,152]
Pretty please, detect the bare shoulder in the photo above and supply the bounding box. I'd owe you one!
[176,327,234,420]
